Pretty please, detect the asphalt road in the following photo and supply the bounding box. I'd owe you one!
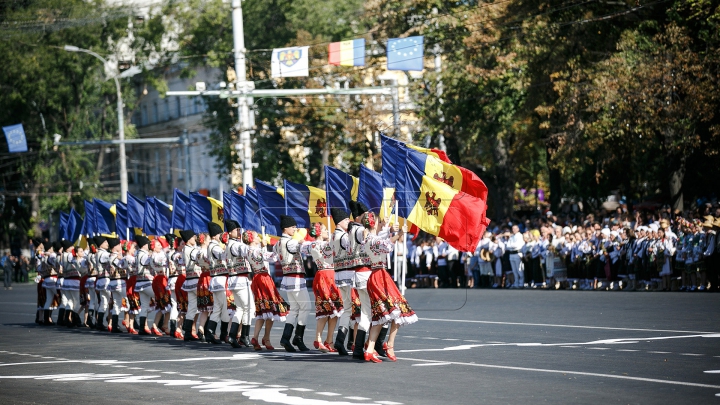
[0,284,719,405]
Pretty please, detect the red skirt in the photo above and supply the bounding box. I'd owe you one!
[197,271,213,313]
[37,281,46,310]
[227,289,236,317]
[126,276,141,315]
[152,275,172,313]
[367,268,418,326]
[251,272,289,321]
[350,288,361,323]
[175,274,188,314]
[312,270,343,319]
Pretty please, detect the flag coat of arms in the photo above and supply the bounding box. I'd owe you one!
[271,46,310,78]
[284,180,331,229]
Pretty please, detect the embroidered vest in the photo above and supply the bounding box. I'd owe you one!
[207,240,228,276]
[226,239,250,275]
[136,250,153,281]
[276,235,304,276]
[183,245,202,278]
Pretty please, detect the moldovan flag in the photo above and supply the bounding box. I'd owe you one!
[358,165,386,216]
[59,212,69,242]
[127,192,146,230]
[93,198,117,236]
[223,191,245,230]
[67,209,83,244]
[405,147,488,201]
[328,39,365,66]
[171,189,190,234]
[284,180,330,229]
[324,166,359,214]
[399,154,490,252]
[115,201,133,241]
[255,179,286,237]
[244,187,262,233]
[82,200,97,236]
[154,198,173,236]
[186,192,224,234]
[271,46,310,78]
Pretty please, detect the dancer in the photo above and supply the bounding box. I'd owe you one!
[180,229,202,342]
[246,230,288,350]
[122,240,140,334]
[167,234,184,339]
[362,216,418,363]
[149,238,171,336]
[105,238,126,333]
[302,222,343,353]
[276,215,311,352]
[134,235,155,335]
[225,220,254,348]
[347,202,375,360]
[205,222,229,344]
[195,232,214,342]
[171,236,187,339]
[94,237,113,331]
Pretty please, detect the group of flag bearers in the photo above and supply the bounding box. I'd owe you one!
[32,200,417,364]
[33,134,491,364]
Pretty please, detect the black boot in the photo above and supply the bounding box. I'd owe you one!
[197,329,206,343]
[138,317,150,335]
[86,310,95,328]
[44,310,55,326]
[57,308,66,326]
[227,322,242,348]
[292,324,310,352]
[239,324,251,347]
[205,320,220,344]
[352,330,366,360]
[280,324,296,352]
[375,325,389,357]
[169,320,177,336]
[95,312,105,331]
[183,319,198,342]
[35,310,42,325]
[74,311,83,327]
[346,327,355,351]
[334,327,350,356]
[111,315,122,333]
[218,321,229,344]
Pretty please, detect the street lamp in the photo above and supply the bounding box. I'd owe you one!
[64,45,128,203]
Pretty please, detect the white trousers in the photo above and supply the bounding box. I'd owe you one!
[510,254,524,287]
[65,290,80,312]
[43,287,57,310]
[97,290,111,314]
[137,288,155,319]
[209,290,231,324]
[111,291,126,316]
[337,285,352,330]
[231,286,255,325]
[356,287,372,332]
[88,288,98,312]
[284,288,310,326]
[186,290,198,320]
[169,296,178,321]
[60,290,68,310]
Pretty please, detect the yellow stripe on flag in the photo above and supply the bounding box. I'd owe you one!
[340,40,354,66]
[351,175,359,201]
[423,154,464,191]
[208,197,224,228]
[406,176,457,237]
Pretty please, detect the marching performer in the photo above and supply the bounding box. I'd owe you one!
[122,240,140,334]
[302,222,343,353]
[195,232,214,342]
[205,222,229,344]
[166,234,183,339]
[33,240,46,325]
[225,220,254,348]
[39,241,57,325]
[94,237,112,331]
[77,245,92,328]
[62,241,82,327]
[180,229,202,342]
[149,238,171,336]
[362,216,418,363]
[330,206,361,356]
[56,241,68,326]
[134,235,155,335]
[246,229,288,350]
[276,215,311,352]
[347,202,376,360]
[171,237,187,339]
[105,238,126,333]
[85,238,99,328]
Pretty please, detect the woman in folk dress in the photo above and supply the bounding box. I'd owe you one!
[362,214,418,363]
[245,230,289,350]
[302,222,343,353]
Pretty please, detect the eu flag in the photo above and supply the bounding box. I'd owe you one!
[2,124,28,153]
[387,36,424,71]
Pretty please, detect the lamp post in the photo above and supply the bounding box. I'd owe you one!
[64,45,128,203]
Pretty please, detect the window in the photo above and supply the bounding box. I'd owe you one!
[133,112,141,126]
[153,150,160,184]
[176,98,182,118]
[141,104,148,126]
[153,102,159,124]
[164,99,170,121]
[166,149,171,181]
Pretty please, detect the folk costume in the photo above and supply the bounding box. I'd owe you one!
[180,230,202,342]
[225,220,254,348]
[206,222,230,344]
[105,238,127,333]
[149,239,172,336]
[134,236,155,335]
[94,237,113,331]
[276,215,311,352]
[347,202,375,360]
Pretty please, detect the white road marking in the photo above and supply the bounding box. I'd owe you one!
[648,351,670,354]
[266,385,288,388]
[162,371,178,374]
[617,349,639,352]
[679,353,703,356]
[317,392,342,396]
[441,339,460,341]
[375,401,404,405]
[412,362,452,367]
[704,370,720,374]
[289,388,313,392]
[181,374,198,377]
[560,346,580,348]
[588,348,610,350]
[420,318,719,334]
[398,357,720,389]
[344,396,371,400]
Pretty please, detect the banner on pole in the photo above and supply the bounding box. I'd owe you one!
[2,124,28,153]
[271,46,310,78]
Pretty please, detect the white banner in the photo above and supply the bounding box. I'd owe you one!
[271,46,309,78]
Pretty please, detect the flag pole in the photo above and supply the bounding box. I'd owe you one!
[401,217,408,295]
[393,200,399,283]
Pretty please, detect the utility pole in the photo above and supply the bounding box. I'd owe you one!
[182,129,191,193]
[231,0,254,190]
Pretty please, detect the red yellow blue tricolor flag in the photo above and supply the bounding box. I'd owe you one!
[324,166,359,214]
[328,39,365,66]
[284,179,331,230]
[405,146,488,201]
[398,149,489,252]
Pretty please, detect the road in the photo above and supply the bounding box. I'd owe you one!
[0,284,718,404]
